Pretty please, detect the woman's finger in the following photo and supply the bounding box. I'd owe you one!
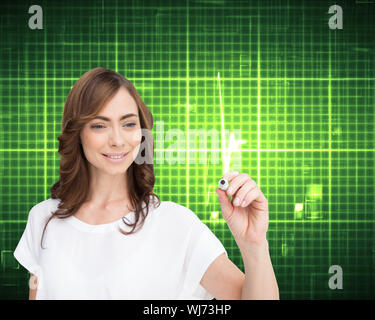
[231,180,257,207]
[243,187,268,209]
[226,173,251,196]
[221,171,240,183]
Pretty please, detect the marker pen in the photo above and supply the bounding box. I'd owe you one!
[218,178,229,191]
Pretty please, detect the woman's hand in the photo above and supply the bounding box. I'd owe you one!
[216,171,269,247]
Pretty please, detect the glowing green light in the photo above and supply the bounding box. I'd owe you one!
[307,184,322,199]
[211,211,219,219]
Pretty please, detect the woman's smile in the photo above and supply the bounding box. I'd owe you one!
[102,152,129,163]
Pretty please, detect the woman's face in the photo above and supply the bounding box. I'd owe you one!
[79,87,142,176]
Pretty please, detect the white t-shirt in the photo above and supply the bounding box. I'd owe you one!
[13,197,228,300]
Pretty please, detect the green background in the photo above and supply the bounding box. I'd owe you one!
[1,0,374,299]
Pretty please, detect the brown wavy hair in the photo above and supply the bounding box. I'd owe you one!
[40,67,160,248]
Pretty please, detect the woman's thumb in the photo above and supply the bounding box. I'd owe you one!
[216,188,233,219]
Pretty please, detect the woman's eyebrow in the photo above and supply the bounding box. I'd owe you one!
[93,113,138,121]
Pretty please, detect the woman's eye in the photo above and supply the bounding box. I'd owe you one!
[90,123,136,129]
[91,124,104,129]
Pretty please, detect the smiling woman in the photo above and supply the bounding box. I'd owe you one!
[79,87,144,174]
[13,67,257,300]
[45,68,159,240]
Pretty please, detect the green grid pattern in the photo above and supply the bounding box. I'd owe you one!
[0,0,374,299]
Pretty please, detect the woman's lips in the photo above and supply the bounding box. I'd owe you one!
[102,152,128,163]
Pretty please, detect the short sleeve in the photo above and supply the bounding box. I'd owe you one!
[181,217,228,300]
[13,205,41,276]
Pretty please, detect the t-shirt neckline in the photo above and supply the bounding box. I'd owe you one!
[67,210,136,233]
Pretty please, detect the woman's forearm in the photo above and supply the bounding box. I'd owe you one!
[239,239,279,300]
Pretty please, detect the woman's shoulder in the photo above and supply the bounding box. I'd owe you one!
[27,198,61,222]
[155,199,202,226]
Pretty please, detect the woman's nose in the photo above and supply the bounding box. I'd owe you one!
[109,127,126,146]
